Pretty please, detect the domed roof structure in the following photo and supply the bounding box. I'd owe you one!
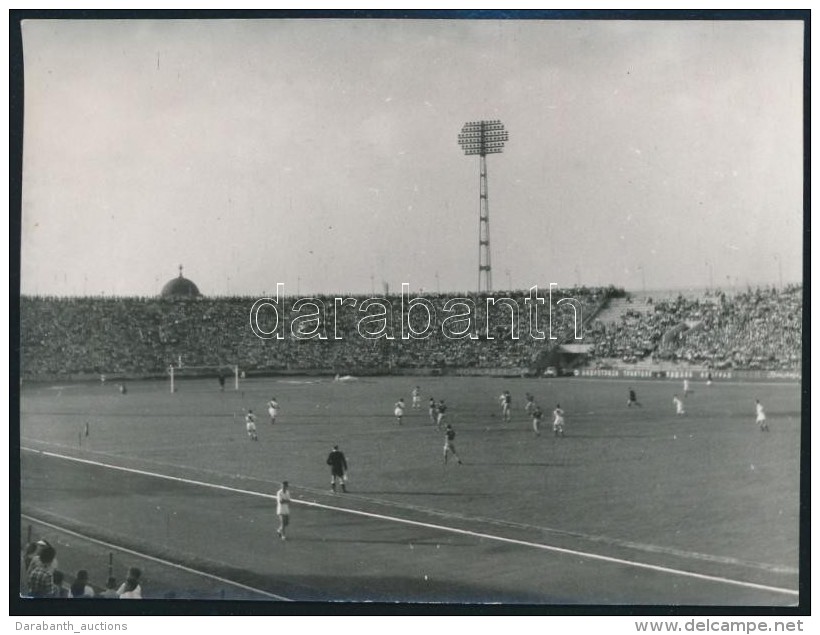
[161,265,201,298]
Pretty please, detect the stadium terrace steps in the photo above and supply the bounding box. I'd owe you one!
[593,358,710,372]
[594,296,653,324]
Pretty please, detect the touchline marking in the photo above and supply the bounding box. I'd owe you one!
[312,490,798,576]
[21,438,796,575]
[21,437,258,480]
[20,513,291,601]
[24,447,798,598]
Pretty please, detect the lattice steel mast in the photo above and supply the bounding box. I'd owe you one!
[458,120,509,293]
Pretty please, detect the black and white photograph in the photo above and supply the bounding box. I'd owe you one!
[12,10,807,614]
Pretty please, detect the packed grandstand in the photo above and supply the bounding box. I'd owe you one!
[19,283,802,379]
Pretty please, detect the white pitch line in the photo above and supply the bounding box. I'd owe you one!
[20,437,259,481]
[23,447,799,598]
[310,490,798,576]
[20,513,291,601]
[292,502,798,598]
[22,438,798,575]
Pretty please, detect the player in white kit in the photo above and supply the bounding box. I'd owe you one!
[276,481,291,540]
[755,399,768,431]
[267,397,280,425]
[552,404,565,437]
[412,386,421,409]
[673,394,686,416]
[245,409,258,441]
[499,391,512,423]
[394,399,405,425]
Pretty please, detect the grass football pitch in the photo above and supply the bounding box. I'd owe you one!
[18,375,801,605]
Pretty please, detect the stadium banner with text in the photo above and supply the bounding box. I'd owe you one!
[575,369,800,382]
[20,367,800,383]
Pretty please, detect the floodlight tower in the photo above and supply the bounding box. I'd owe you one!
[458,120,509,293]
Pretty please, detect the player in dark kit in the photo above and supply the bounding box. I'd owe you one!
[524,393,536,415]
[327,445,349,492]
[531,404,543,436]
[627,388,642,407]
[443,424,463,465]
[436,399,448,429]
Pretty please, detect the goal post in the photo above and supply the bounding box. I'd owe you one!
[167,364,242,393]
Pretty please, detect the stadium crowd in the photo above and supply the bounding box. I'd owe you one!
[20,288,603,377]
[588,285,802,370]
[20,285,801,378]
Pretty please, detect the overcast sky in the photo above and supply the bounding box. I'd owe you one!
[20,18,804,297]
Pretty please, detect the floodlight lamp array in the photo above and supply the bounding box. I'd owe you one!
[458,120,509,155]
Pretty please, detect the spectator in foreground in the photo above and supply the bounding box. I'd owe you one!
[117,567,143,599]
[27,539,58,573]
[99,576,119,599]
[69,569,95,598]
[53,570,70,597]
[26,543,57,597]
[22,541,38,573]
